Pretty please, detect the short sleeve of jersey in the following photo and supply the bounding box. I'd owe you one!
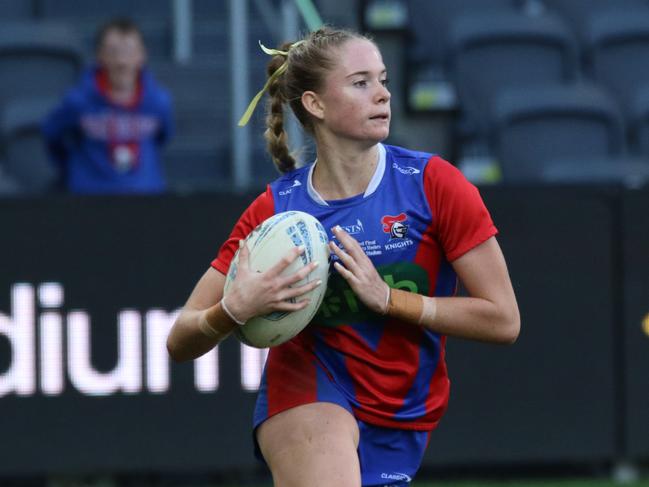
[424,156,497,262]
[211,186,275,274]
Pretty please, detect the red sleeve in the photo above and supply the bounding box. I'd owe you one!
[210,186,275,274]
[423,156,498,262]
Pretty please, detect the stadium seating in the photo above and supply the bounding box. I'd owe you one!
[3,0,34,20]
[153,61,231,191]
[541,0,648,34]
[541,155,649,187]
[539,1,649,109]
[0,21,82,194]
[37,0,172,61]
[6,1,276,193]
[38,0,171,18]
[0,21,84,106]
[440,8,581,181]
[629,85,649,156]
[403,0,522,113]
[447,10,579,126]
[487,83,627,183]
[582,9,649,112]
[407,0,515,65]
[5,0,646,193]
[0,96,60,193]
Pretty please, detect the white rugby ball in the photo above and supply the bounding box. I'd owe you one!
[223,211,330,348]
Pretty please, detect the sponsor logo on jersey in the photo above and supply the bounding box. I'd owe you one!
[381,213,415,251]
[278,179,302,196]
[392,162,421,175]
[381,213,408,239]
[340,219,365,236]
[315,263,429,325]
[381,472,413,483]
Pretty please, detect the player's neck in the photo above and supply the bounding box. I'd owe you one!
[312,143,379,200]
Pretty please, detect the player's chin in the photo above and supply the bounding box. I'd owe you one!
[367,125,390,143]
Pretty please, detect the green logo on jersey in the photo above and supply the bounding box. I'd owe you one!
[314,262,430,327]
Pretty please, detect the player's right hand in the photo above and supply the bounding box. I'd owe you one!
[224,240,322,323]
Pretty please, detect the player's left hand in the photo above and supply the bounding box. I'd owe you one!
[329,225,390,315]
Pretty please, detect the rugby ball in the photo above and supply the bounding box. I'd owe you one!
[223,211,330,348]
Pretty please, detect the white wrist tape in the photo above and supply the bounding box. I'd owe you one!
[220,295,246,326]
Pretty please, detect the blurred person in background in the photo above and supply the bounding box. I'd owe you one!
[167,26,519,487]
[42,17,173,194]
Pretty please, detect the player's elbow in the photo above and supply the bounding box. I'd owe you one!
[166,335,189,363]
[498,305,520,345]
[166,338,181,362]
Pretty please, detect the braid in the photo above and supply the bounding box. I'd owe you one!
[264,43,297,174]
[259,28,372,174]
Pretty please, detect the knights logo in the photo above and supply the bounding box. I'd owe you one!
[381,213,409,239]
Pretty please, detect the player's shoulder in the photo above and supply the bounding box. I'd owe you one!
[385,144,462,179]
[268,163,311,192]
[384,144,470,193]
[384,144,434,171]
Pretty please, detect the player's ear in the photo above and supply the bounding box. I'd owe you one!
[301,91,325,121]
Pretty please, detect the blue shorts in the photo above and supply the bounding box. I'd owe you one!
[253,352,431,487]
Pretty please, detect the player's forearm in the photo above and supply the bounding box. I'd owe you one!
[166,304,238,362]
[387,289,520,344]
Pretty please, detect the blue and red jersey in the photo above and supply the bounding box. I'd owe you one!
[212,144,497,431]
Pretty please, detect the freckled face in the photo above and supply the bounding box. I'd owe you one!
[314,39,391,145]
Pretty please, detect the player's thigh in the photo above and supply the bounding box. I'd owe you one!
[257,402,361,487]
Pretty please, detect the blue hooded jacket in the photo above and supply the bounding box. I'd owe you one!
[42,65,173,194]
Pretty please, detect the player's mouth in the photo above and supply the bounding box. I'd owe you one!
[369,113,390,121]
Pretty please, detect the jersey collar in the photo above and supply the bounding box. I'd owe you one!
[307,143,386,206]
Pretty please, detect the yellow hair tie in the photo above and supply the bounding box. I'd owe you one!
[238,40,305,127]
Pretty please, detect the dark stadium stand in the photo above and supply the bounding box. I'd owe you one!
[584,9,649,109]
[153,61,232,191]
[447,11,578,109]
[1,0,649,194]
[540,0,649,34]
[487,83,627,183]
[445,9,580,160]
[36,0,174,59]
[0,21,84,105]
[0,2,278,194]
[0,96,59,193]
[407,0,516,66]
[385,0,649,185]
[0,20,83,193]
[541,155,649,187]
[2,0,36,19]
[37,0,174,18]
[630,85,649,156]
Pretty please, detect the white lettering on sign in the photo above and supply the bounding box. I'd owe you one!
[0,283,226,397]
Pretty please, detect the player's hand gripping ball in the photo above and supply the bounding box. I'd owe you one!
[224,211,330,348]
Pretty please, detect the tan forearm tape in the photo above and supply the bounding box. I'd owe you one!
[198,302,239,340]
[385,288,436,326]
